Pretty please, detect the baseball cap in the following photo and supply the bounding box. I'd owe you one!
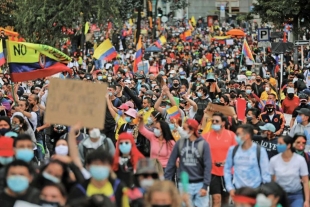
[265,100,274,106]
[287,88,294,94]
[135,158,161,176]
[145,90,154,96]
[170,70,176,74]
[118,104,129,111]
[0,137,14,156]
[186,119,199,137]
[259,123,276,133]
[297,108,310,116]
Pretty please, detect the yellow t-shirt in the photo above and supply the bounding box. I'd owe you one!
[138,107,154,124]
[87,182,129,207]
[114,115,127,140]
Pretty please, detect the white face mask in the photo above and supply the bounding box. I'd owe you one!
[140,179,154,189]
[89,128,101,138]
[55,145,69,155]
[293,77,298,83]
[265,87,270,92]
[178,127,190,139]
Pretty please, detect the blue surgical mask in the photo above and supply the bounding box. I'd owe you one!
[296,115,303,124]
[0,157,13,165]
[277,144,287,153]
[124,69,127,72]
[42,172,60,183]
[180,75,185,79]
[166,105,171,109]
[147,117,154,125]
[211,124,221,131]
[138,79,142,83]
[247,102,252,109]
[125,116,132,123]
[90,165,110,181]
[154,128,161,137]
[201,80,205,84]
[109,92,113,96]
[197,92,202,97]
[15,149,34,162]
[118,110,123,116]
[235,136,244,145]
[151,84,157,88]
[144,107,149,111]
[246,89,251,94]
[119,143,132,154]
[169,123,175,130]
[7,175,29,193]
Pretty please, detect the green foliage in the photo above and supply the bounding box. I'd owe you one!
[253,0,310,38]
[0,0,17,27]
[13,0,122,45]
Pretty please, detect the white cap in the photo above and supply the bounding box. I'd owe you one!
[287,88,294,94]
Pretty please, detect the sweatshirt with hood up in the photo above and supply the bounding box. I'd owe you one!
[164,137,212,190]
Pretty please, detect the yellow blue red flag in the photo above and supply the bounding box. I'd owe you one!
[93,39,117,61]
[154,36,167,48]
[133,36,142,72]
[242,39,254,61]
[0,40,5,67]
[6,40,71,82]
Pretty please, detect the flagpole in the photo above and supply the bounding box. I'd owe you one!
[239,39,245,70]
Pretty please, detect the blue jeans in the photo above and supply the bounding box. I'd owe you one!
[287,190,304,207]
[179,182,209,207]
[95,59,103,69]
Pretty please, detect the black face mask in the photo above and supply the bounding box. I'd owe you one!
[246,116,253,122]
[288,93,294,99]
[40,199,62,207]
[301,102,306,106]
[173,83,179,87]
[267,108,274,113]
[230,94,236,99]
[256,79,261,82]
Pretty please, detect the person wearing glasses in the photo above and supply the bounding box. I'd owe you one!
[202,112,237,207]
[293,133,310,178]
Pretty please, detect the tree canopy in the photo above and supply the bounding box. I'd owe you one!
[0,0,17,27]
[253,0,310,39]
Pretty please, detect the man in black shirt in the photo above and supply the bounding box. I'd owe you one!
[86,54,95,73]
[246,108,264,134]
[252,123,278,160]
[290,93,310,127]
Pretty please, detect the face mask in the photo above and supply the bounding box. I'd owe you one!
[288,93,294,99]
[169,123,175,130]
[170,74,174,78]
[296,115,303,124]
[180,75,185,79]
[266,108,274,113]
[140,179,154,189]
[293,77,298,83]
[125,116,132,123]
[97,76,103,80]
[166,105,171,110]
[197,92,202,97]
[246,89,251,94]
[151,84,157,88]
[230,94,236,99]
[108,77,112,81]
[42,172,60,183]
[173,83,179,87]
[90,165,110,181]
[247,102,252,109]
[0,157,13,165]
[246,116,253,122]
[7,175,29,193]
[119,143,132,154]
[211,124,221,131]
[277,144,287,153]
[12,124,20,131]
[265,75,270,79]
[89,128,101,138]
[40,200,61,207]
[197,78,201,81]
[0,128,10,136]
[235,136,245,145]
[201,80,205,84]
[147,117,154,125]
[124,69,128,72]
[265,87,270,92]
[15,149,34,162]
[55,145,69,155]
[117,109,124,116]
[178,128,190,139]
[154,128,161,137]
[108,92,113,96]
[138,79,142,83]
[144,107,149,111]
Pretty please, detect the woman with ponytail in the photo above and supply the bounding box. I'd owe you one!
[270,135,309,207]
[113,132,144,187]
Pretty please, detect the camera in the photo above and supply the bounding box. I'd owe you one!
[215,162,223,167]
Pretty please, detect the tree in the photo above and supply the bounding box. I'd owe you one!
[253,0,310,40]
[13,0,122,45]
[0,0,17,27]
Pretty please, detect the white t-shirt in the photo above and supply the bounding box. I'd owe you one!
[184,106,197,119]
[28,112,38,130]
[304,70,310,87]
[270,153,308,193]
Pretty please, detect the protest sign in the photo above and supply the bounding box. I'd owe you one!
[45,79,107,129]
[236,98,247,121]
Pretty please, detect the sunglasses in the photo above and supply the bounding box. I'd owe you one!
[119,141,130,145]
[212,120,220,124]
[296,141,306,145]
[140,174,159,179]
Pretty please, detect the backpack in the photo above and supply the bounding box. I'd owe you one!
[232,144,261,172]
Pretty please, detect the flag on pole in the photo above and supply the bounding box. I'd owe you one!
[133,36,142,72]
[191,16,196,26]
[154,36,167,48]
[242,39,254,61]
[6,40,71,82]
[0,40,5,67]
[93,39,117,61]
[84,22,90,34]
[183,30,192,42]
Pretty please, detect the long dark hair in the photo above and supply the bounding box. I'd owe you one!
[259,182,290,207]
[13,115,28,132]
[151,111,163,122]
[281,135,295,152]
[158,120,175,148]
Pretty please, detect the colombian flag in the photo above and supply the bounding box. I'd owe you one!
[184,30,192,42]
[0,40,5,67]
[113,60,120,74]
[166,106,181,119]
[154,36,167,48]
[6,40,71,82]
[242,39,254,61]
[94,39,117,61]
[133,36,142,72]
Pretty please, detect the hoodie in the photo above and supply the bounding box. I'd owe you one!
[164,137,212,190]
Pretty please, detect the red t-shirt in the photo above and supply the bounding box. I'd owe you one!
[282,96,300,114]
[202,129,237,176]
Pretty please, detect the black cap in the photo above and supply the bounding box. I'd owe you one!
[297,108,310,116]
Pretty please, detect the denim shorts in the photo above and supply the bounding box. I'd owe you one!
[179,182,209,207]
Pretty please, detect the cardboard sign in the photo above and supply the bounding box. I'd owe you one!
[45,79,107,129]
[236,98,247,121]
[205,103,236,118]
